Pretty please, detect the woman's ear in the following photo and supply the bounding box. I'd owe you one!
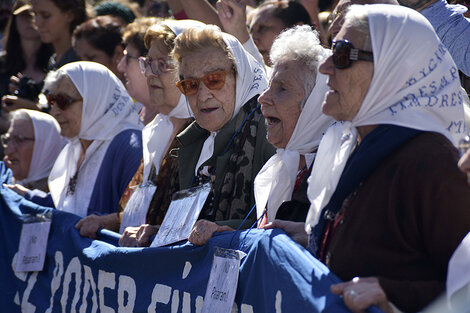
[112,45,124,66]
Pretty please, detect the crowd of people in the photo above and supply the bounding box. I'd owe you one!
[1,0,470,311]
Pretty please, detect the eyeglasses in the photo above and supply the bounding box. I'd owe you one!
[176,70,233,96]
[1,134,34,148]
[45,92,82,110]
[138,56,174,75]
[122,49,139,65]
[331,39,374,69]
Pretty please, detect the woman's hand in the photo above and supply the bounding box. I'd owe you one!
[261,220,308,247]
[330,277,394,313]
[75,213,120,239]
[188,219,233,246]
[2,95,39,112]
[216,0,250,44]
[3,183,30,197]
[119,224,159,247]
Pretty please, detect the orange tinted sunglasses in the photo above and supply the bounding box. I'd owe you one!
[176,70,233,96]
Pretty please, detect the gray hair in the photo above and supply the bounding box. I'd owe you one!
[42,69,69,94]
[343,5,372,51]
[269,25,328,108]
[9,109,31,124]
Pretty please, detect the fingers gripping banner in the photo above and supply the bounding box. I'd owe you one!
[0,163,380,313]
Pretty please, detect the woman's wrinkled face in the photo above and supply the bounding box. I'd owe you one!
[258,60,305,148]
[250,7,286,66]
[144,40,181,115]
[117,44,150,106]
[3,117,34,181]
[32,0,73,44]
[319,25,374,121]
[180,48,236,132]
[49,76,83,138]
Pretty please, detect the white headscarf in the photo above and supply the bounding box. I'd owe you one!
[18,109,66,184]
[142,20,204,181]
[254,65,333,223]
[194,31,269,175]
[305,5,467,233]
[48,61,142,216]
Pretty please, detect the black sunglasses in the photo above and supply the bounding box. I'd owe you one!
[45,92,82,110]
[332,39,374,69]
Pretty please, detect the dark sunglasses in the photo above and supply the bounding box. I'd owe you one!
[139,56,174,75]
[176,70,233,96]
[46,92,82,110]
[332,39,374,69]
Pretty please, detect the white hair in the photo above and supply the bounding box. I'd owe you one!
[343,4,371,51]
[269,25,328,108]
[42,69,69,94]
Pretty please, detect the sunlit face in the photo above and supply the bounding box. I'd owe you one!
[144,40,181,115]
[15,10,40,41]
[49,76,83,138]
[179,48,236,132]
[31,0,73,44]
[250,6,286,66]
[258,60,305,148]
[117,44,151,106]
[319,25,374,121]
[3,117,34,181]
[74,38,123,81]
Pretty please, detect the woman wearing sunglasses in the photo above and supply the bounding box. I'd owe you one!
[172,25,275,245]
[302,5,470,312]
[8,62,142,230]
[3,109,65,192]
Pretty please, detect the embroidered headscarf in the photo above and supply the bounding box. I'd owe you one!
[254,45,333,223]
[142,19,204,181]
[193,30,269,176]
[18,109,66,185]
[48,61,142,216]
[305,4,467,233]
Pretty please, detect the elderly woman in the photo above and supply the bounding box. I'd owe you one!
[162,25,273,245]
[254,25,333,228]
[117,17,161,125]
[9,62,142,226]
[120,24,274,247]
[3,109,64,191]
[303,5,470,312]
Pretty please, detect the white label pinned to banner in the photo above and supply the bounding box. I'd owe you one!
[15,213,52,272]
[119,183,157,233]
[150,183,211,248]
[202,247,246,313]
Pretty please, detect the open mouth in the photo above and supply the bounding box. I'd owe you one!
[266,116,281,126]
[200,107,218,114]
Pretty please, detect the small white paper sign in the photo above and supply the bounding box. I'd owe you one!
[15,216,52,272]
[150,183,211,248]
[202,248,245,313]
[119,184,157,233]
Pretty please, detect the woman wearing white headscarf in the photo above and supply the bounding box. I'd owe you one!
[304,5,470,312]
[3,109,65,191]
[255,26,333,228]
[173,25,275,245]
[15,62,142,228]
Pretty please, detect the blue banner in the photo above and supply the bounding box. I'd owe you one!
[0,163,382,313]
